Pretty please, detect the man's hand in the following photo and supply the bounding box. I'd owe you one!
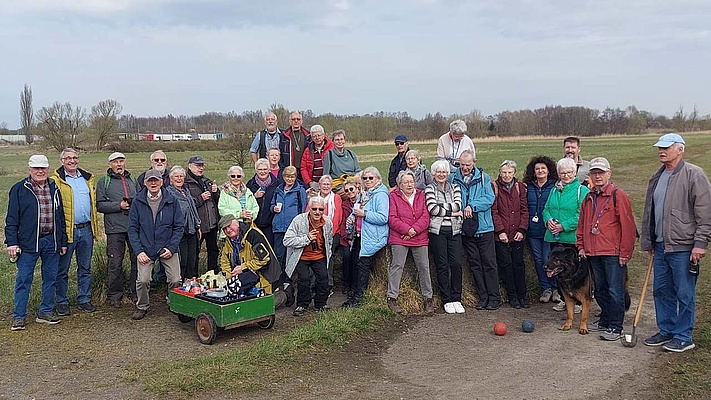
[578,249,586,259]
[463,206,473,219]
[231,265,242,276]
[159,248,172,259]
[60,247,67,256]
[137,252,151,264]
[691,247,706,263]
[619,256,629,266]
[201,191,211,200]
[7,245,19,258]
[120,200,130,210]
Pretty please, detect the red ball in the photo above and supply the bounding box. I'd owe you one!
[494,322,507,336]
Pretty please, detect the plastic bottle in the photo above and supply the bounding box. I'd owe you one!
[552,219,560,240]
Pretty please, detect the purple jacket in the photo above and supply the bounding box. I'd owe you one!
[388,188,429,247]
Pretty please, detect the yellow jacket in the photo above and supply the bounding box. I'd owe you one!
[51,167,99,242]
[220,222,279,294]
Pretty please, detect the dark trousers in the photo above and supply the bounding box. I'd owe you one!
[495,241,527,301]
[463,232,501,305]
[590,256,627,331]
[179,233,198,280]
[428,227,463,303]
[106,233,138,301]
[341,240,359,293]
[199,227,220,272]
[296,258,328,308]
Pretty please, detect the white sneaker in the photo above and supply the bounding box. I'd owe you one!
[574,304,582,314]
[453,301,466,314]
[551,291,562,303]
[552,301,566,311]
[444,302,456,314]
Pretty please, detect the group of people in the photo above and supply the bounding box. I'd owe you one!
[6,112,710,354]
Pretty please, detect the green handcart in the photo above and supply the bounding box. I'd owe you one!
[169,289,276,345]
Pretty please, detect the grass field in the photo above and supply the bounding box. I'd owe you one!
[1,132,710,398]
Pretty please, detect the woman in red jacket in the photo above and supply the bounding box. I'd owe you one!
[386,170,434,315]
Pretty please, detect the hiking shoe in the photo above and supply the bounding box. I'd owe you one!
[341,298,361,308]
[552,301,566,311]
[387,297,403,314]
[453,301,466,313]
[107,299,122,308]
[509,298,522,309]
[36,313,61,324]
[444,302,456,314]
[644,332,674,347]
[600,328,622,341]
[588,320,608,332]
[662,338,696,353]
[424,298,435,315]
[539,289,553,303]
[315,305,331,313]
[574,304,582,314]
[474,300,488,310]
[551,291,562,303]
[485,302,501,311]
[519,298,531,309]
[78,302,97,313]
[131,309,148,320]
[293,306,308,316]
[11,318,26,331]
[56,303,71,316]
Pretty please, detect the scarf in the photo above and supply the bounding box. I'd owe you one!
[254,174,272,190]
[554,180,568,192]
[222,182,247,201]
[319,192,336,217]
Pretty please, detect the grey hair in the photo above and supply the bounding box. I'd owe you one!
[459,149,476,162]
[318,175,333,185]
[450,119,467,135]
[264,112,277,120]
[169,165,186,177]
[60,148,78,160]
[309,196,326,207]
[332,129,346,140]
[267,147,280,156]
[227,165,244,177]
[150,150,166,161]
[431,159,451,174]
[674,143,686,152]
[310,124,325,134]
[396,170,416,185]
[362,166,382,182]
[254,158,269,171]
[499,160,517,173]
[556,157,577,172]
[405,149,421,161]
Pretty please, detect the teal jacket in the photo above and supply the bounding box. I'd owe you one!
[450,167,496,234]
[542,178,589,244]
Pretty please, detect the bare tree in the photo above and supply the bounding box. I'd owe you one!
[89,99,123,150]
[20,84,34,144]
[36,102,87,151]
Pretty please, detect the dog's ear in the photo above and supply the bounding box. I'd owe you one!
[564,246,577,260]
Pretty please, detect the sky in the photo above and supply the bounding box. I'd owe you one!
[1,0,710,129]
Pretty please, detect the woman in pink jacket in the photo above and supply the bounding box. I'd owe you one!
[386,170,434,315]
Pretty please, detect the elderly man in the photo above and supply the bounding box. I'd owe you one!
[137,150,170,190]
[576,157,637,341]
[52,148,99,316]
[563,136,591,187]
[185,155,220,271]
[450,150,499,312]
[6,155,68,330]
[301,124,335,192]
[641,133,711,352]
[279,111,312,181]
[437,120,475,168]
[388,134,409,188]
[96,152,138,307]
[284,197,334,316]
[128,169,183,320]
[250,112,282,162]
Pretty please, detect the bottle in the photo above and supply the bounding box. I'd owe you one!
[9,248,21,263]
[689,260,700,276]
[552,219,560,240]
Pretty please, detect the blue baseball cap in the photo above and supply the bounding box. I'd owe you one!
[394,134,408,143]
[188,155,205,164]
[653,133,685,148]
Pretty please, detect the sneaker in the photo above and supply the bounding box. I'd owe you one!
[574,304,582,314]
[387,297,403,314]
[11,318,26,331]
[509,298,521,309]
[474,300,488,310]
[453,301,466,314]
[78,302,97,313]
[519,298,531,309]
[56,303,71,316]
[36,313,61,324]
[644,332,674,347]
[551,291,562,303]
[424,298,435,315]
[293,306,308,316]
[552,301,566,311]
[539,289,553,303]
[662,338,696,353]
[588,320,608,332]
[131,309,148,320]
[444,302,456,314]
[600,328,622,341]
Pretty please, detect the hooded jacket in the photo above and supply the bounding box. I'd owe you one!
[451,167,496,235]
[353,183,389,257]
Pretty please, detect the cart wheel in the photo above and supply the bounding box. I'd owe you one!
[195,313,217,345]
[257,315,275,329]
[177,314,193,323]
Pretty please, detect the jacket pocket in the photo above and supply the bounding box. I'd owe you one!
[669,208,695,244]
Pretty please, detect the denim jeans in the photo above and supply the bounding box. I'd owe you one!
[653,242,697,342]
[589,255,627,331]
[13,235,60,319]
[528,237,556,291]
[56,225,94,305]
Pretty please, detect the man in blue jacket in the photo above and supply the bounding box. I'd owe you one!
[450,150,501,311]
[6,155,68,331]
[128,169,183,320]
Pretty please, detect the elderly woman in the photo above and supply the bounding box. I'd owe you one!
[491,160,529,309]
[405,149,434,191]
[271,166,308,272]
[267,147,283,180]
[165,166,202,279]
[543,157,590,311]
[323,129,361,195]
[437,119,476,168]
[246,158,282,246]
[218,166,260,230]
[338,178,359,296]
[387,170,434,315]
[522,156,560,303]
[342,166,389,308]
[425,159,464,314]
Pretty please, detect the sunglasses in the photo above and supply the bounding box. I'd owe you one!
[230,174,242,179]
[395,142,406,146]
[344,187,356,192]
[311,207,325,211]
[291,118,302,121]
[362,176,376,181]
[153,158,166,162]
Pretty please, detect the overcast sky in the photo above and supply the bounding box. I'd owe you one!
[1,0,709,128]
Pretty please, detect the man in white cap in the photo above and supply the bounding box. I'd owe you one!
[641,133,711,352]
[96,152,138,307]
[5,155,68,331]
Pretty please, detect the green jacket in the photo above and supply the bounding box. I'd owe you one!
[542,178,589,244]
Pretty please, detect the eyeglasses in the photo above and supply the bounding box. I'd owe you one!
[395,141,406,146]
[362,176,376,181]
[559,171,575,176]
[311,207,325,211]
[153,158,166,163]
[63,156,79,161]
[344,187,356,192]
[230,174,242,179]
